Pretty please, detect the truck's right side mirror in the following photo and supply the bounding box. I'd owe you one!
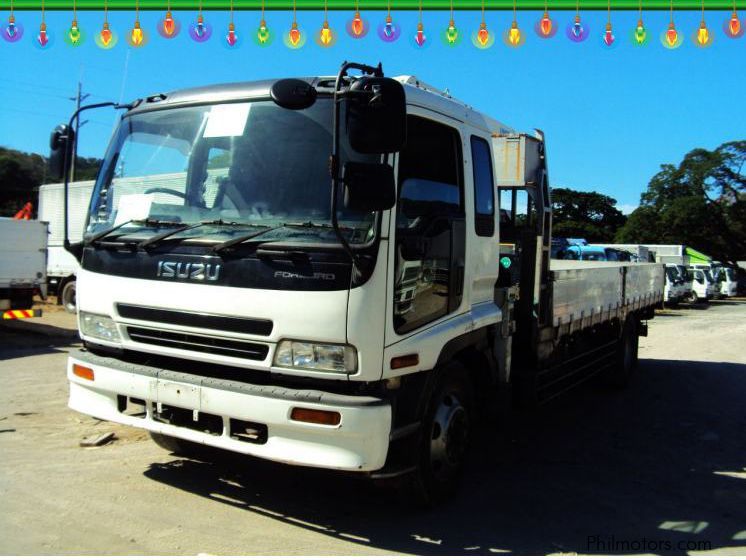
[49,124,74,180]
[342,161,396,212]
[345,77,406,155]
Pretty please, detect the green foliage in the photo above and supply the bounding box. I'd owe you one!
[551,187,626,241]
[616,140,745,266]
[0,146,101,217]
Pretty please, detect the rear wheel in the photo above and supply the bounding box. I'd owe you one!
[409,362,475,506]
[60,280,77,314]
[607,318,639,389]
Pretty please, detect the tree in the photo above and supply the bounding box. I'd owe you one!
[616,140,745,266]
[551,187,627,241]
[0,146,101,217]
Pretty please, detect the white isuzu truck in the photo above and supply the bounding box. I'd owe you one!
[51,63,664,502]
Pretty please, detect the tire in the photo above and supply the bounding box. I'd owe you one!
[408,362,475,506]
[606,318,639,389]
[685,290,698,305]
[60,280,77,314]
[149,432,207,457]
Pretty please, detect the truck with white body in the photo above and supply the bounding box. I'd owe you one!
[51,64,664,501]
[0,218,47,319]
[602,243,685,305]
[38,180,95,312]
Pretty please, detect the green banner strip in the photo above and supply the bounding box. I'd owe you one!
[10,0,745,9]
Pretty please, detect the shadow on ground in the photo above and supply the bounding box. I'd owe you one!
[0,321,79,360]
[144,358,746,555]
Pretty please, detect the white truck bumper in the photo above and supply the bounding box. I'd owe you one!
[67,349,391,472]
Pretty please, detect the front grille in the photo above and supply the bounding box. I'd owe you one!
[127,326,269,361]
[117,304,273,336]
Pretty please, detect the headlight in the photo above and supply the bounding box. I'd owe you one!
[274,340,357,374]
[79,311,121,343]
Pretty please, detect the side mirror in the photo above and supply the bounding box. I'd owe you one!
[345,77,406,154]
[342,161,396,212]
[270,79,318,110]
[49,124,74,180]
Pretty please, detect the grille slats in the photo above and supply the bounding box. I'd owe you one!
[117,304,273,336]
[127,326,269,361]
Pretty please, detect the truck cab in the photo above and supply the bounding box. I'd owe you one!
[54,65,663,502]
[688,266,715,302]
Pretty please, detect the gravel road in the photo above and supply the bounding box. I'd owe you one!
[1,301,745,555]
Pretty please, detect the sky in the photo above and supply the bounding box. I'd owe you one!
[1,8,745,211]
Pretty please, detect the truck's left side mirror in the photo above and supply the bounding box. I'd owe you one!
[342,161,396,212]
[346,77,406,154]
[49,124,74,180]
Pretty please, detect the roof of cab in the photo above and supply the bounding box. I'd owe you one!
[125,75,515,137]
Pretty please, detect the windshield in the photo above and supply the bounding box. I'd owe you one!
[87,99,378,245]
[704,270,714,283]
[676,265,690,281]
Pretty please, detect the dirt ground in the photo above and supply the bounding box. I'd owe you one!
[1,300,745,555]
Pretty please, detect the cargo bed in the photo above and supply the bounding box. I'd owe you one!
[550,261,664,337]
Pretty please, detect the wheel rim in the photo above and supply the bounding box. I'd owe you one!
[429,392,469,482]
[63,284,76,312]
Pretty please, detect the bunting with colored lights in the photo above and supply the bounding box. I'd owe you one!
[3,0,744,50]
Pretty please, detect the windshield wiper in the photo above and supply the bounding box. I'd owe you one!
[138,220,268,250]
[211,225,287,255]
[87,219,183,246]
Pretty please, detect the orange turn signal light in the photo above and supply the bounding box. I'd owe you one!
[290,407,341,426]
[72,364,95,381]
[390,354,419,370]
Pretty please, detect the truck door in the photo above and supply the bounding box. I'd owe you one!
[391,114,465,335]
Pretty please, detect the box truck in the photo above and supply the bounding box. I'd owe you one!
[50,63,664,502]
[0,218,47,319]
[38,180,95,313]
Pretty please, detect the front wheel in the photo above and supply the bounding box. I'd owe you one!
[685,290,699,305]
[60,280,77,314]
[409,362,475,506]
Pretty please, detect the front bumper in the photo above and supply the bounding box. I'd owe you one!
[67,348,391,471]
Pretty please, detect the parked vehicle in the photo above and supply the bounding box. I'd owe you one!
[602,244,684,305]
[38,180,95,313]
[0,218,47,319]
[717,266,738,297]
[52,64,664,502]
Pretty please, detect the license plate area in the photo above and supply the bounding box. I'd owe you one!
[152,403,223,436]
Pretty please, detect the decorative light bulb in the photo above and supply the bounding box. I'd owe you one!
[226,21,237,46]
[351,11,363,36]
[383,14,394,38]
[196,15,205,36]
[257,19,269,43]
[319,20,332,45]
[37,21,48,46]
[634,18,646,44]
[6,14,16,38]
[100,21,112,45]
[289,21,301,45]
[603,21,614,45]
[540,11,552,36]
[477,21,489,45]
[729,12,741,36]
[446,19,458,44]
[696,20,709,45]
[666,21,677,46]
[572,15,583,38]
[68,19,81,44]
[131,20,143,45]
[415,21,426,46]
[163,10,175,36]
[508,20,521,45]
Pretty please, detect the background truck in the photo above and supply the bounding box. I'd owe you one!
[38,180,95,313]
[52,63,664,503]
[0,218,47,319]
